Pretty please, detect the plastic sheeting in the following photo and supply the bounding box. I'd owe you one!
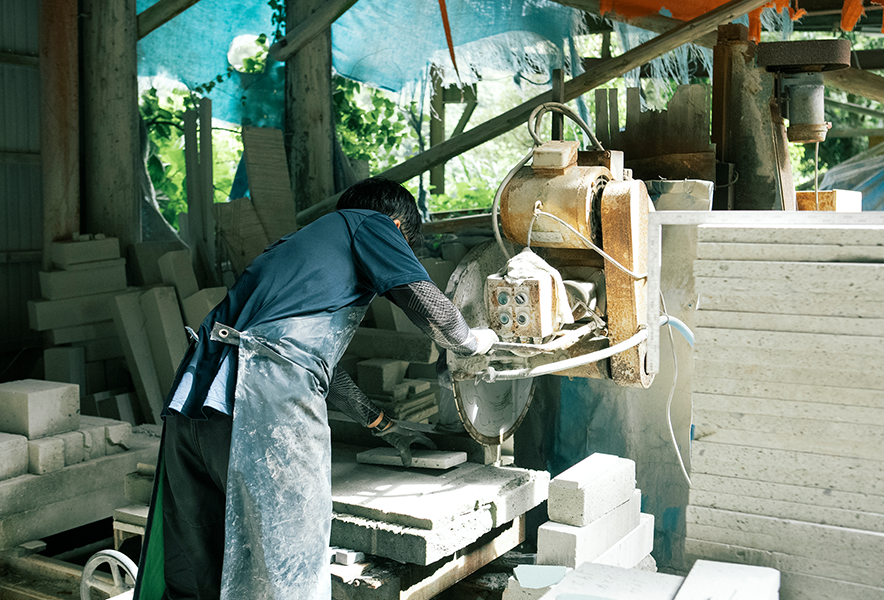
[820,153,884,211]
[136,0,585,125]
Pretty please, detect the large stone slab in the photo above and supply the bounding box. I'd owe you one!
[0,433,28,481]
[50,237,120,268]
[158,250,199,300]
[697,241,884,263]
[696,224,884,246]
[45,321,117,346]
[330,445,547,565]
[673,559,779,600]
[38,261,127,300]
[0,432,160,549]
[535,561,683,600]
[140,286,188,394]
[695,310,884,338]
[181,287,227,331]
[0,380,79,440]
[111,292,164,424]
[594,512,654,569]
[28,291,124,331]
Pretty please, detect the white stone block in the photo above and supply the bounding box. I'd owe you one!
[334,549,365,565]
[0,379,80,439]
[81,416,132,456]
[128,241,187,286]
[50,237,120,268]
[594,513,655,569]
[538,488,640,568]
[39,261,127,300]
[535,560,683,600]
[356,447,467,469]
[43,347,87,394]
[181,287,227,331]
[57,430,85,466]
[0,432,28,481]
[28,437,65,475]
[357,358,409,394]
[140,286,189,394]
[79,421,107,461]
[547,453,636,527]
[674,559,780,600]
[158,250,199,300]
[28,290,124,331]
[111,292,164,425]
[46,320,117,345]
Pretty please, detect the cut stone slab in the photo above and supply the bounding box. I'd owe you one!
[140,286,188,394]
[0,432,160,549]
[45,321,117,346]
[334,549,365,566]
[114,504,150,527]
[356,358,409,394]
[43,347,87,394]
[347,328,440,363]
[50,237,120,268]
[547,453,636,527]
[503,565,570,600]
[0,380,79,440]
[72,336,124,362]
[111,292,164,425]
[535,561,683,600]
[28,437,64,475]
[96,393,138,426]
[356,447,467,469]
[212,197,271,275]
[594,513,655,569]
[158,250,199,300]
[127,241,187,286]
[330,445,548,565]
[673,559,780,600]
[538,489,641,568]
[240,126,299,242]
[28,290,125,331]
[181,287,227,331]
[0,433,28,481]
[38,262,127,300]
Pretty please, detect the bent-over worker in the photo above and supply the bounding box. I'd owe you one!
[133,177,497,600]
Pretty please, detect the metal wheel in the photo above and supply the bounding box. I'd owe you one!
[80,549,138,600]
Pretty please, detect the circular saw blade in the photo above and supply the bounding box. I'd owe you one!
[453,377,535,445]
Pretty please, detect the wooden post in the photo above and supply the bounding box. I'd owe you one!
[40,0,80,269]
[199,98,218,283]
[430,67,446,196]
[137,0,203,39]
[81,0,142,249]
[551,69,564,141]
[285,0,336,213]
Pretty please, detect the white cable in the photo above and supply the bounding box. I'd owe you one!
[534,209,647,280]
[492,149,533,259]
[661,293,691,487]
[478,326,648,382]
[528,102,604,150]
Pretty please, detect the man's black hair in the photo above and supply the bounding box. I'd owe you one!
[336,177,423,251]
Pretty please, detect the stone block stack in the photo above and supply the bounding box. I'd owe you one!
[687,223,884,600]
[0,379,160,548]
[537,453,654,570]
[29,235,129,400]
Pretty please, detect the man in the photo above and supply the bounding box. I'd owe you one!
[134,177,497,600]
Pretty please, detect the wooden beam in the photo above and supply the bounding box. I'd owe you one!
[550,0,718,48]
[297,0,768,224]
[137,0,202,39]
[825,98,884,120]
[269,0,358,62]
[825,68,884,106]
[828,127,884,138]
[40,0,80,270]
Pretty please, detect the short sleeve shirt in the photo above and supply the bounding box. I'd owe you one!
[167,209,430,418]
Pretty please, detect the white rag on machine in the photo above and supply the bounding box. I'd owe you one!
[498,248,574,329]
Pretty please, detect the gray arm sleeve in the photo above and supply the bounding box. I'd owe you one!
[326,367,383,427]
[385,280,478,356]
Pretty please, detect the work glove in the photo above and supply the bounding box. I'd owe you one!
[470,327,499,355]
[373,419,437,468]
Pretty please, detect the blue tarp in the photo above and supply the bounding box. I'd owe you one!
[136,0,584,125]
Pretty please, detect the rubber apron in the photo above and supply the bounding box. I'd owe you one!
[136,305,366,600]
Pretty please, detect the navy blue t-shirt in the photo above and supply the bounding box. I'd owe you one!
[167,209,430,418]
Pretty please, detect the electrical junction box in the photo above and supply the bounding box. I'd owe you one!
[486,272,556,342]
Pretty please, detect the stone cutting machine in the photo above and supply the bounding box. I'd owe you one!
[447,103,679,445]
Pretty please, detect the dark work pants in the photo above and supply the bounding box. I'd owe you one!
[162,409,233,600]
